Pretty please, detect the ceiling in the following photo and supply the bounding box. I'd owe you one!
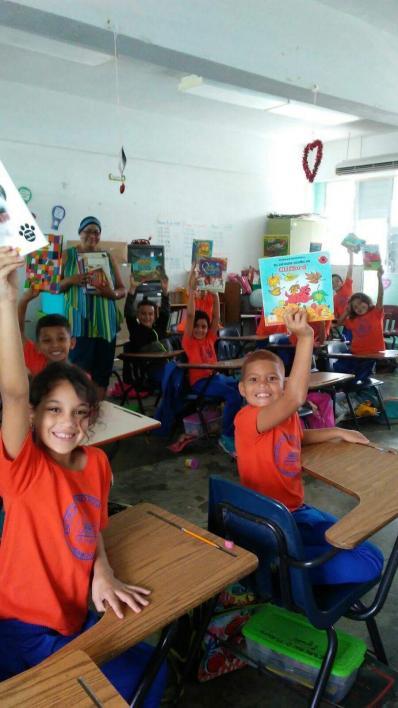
[2,0,398,144]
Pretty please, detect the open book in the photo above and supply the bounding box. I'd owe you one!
[78,252,113,293]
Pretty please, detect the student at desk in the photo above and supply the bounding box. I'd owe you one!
[0,248,166,706]
[235,310,383,584]
[332,246,354,341]
[182,273,242,457]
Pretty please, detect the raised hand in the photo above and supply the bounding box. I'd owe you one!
[0,247,24,302]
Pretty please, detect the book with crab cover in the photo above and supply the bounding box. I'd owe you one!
[259,251,334,324]
[0,161,47,256]
[24,233,63,293]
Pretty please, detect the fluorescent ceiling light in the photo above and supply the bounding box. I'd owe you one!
[270,101,359,126]
[178,75,286,111]
[0,26,112,66]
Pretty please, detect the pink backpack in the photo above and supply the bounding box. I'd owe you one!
[304,391,335,429]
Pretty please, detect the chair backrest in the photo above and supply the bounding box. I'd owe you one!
[268,333,289,344]
[325,340,349,371]
[384,305,398,332]
[218,326,240,338]
[216,339,240,361]
[208,476,316,614]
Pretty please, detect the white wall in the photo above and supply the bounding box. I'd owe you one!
[0,78,312,287]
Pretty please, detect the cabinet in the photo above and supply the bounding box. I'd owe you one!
[264,216,328,257]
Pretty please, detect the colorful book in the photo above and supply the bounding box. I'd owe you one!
[131,253,163,283]
[341,233,366,253]
[24,233,63,293]
[192,239,213,263]
[0,161,47,256]
[362,244,381,271]
[259,251,334,324]
[197,257,228,293]
[263,236,289,257]
[78,252,113,293]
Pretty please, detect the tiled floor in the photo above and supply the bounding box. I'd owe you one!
[107,369,398,706]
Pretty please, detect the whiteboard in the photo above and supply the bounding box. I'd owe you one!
[155,218,233,286]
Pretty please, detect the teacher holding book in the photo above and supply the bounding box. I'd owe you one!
[60,216,126,398]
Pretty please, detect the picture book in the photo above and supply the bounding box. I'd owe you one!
[192,239,213,263]
[362,244,381,271]
[0,161,47,256]
[259,251,334,324]
[263,236,289,258]
[24,233,63,293]
[131,253,163,282]
[197,256,228,293]
[341,232,366,253]
[78,252,113,293]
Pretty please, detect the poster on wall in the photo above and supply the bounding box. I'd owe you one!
[0,161,47,255]
[259,251,334,324]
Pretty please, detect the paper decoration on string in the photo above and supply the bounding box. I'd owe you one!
[192,239,213,263]
[51,205,66,231]
[0,161,47,256]
[25,234,63,293]
[197,257,228,293]
[302,139,323,183]
[259,251,334,324]
[18,186,32,204]
[78,251,113,293]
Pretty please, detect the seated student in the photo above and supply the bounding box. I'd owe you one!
[333,247,354,341]
[235,310,383,585]
[123,272,170,385]
[335,266,384,382]
[0,247,166,705]
[18,286,75,375]
[182,273,242,457]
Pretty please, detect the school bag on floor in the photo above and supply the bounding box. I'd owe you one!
[305,391,335,429]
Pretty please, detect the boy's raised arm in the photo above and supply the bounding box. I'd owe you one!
[0,248,30,458]
[256,310,314,433]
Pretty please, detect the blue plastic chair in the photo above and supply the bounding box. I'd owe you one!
[208,476,398,707]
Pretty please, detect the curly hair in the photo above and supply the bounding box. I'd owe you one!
[30,362,100,426]
[346,292,373,319]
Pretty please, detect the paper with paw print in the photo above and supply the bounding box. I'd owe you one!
[259,251,334,324]
[0,161,47,255]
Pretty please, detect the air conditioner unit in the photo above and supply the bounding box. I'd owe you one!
[336,154,398,176]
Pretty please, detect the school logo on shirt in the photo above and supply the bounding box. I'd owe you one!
[63,493,101,560]
[200,343,214,361]
[274,433,301,478]
[355,319,371,337]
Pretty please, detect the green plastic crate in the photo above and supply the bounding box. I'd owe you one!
[242,604,366,701]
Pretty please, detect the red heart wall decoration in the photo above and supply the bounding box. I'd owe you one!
[302,139,323,183]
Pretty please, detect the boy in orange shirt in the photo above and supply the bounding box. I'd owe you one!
[234,310,383,584]
[17,288,75,375]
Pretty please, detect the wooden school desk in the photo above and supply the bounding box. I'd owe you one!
[0,650,127,707]
[120,350,184,361]
[177,358,245,374]
[306,371,355,390]
[89,401,160,447]
[302,442,398,549]
[318,349,398,361]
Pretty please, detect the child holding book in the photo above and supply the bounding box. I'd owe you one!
[0,247,166,704]
[235,310,383,584]
[335,266,384,381]
[182,272,242,457]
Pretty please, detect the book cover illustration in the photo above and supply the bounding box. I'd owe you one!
[197,257,228,292]
[0,161,48,256]
[131,254,163,282]
[259,251,334,324]
[78,252,113,293]
[24,233,63,293]
[362,244,381,271]
[263,236,289,257]
[341,233,366,253]
[192,239,213,263]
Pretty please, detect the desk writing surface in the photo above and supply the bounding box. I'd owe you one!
[119,350,183,360]
[318,349,398,360]
[0,650,127,707]
[46,503,257,666]
[307,371,355,389]
[302,442,398,549]
[177,358,244,371]
[89,402,160,446]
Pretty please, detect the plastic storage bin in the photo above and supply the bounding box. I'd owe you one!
[242,605,366,702]
[183,407,222,437]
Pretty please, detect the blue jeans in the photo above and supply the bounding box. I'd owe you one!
[0,611,167,707]
[293,504,384,585]
[192,374,242,437]
[70,336,116,388]
[333,357,375,383]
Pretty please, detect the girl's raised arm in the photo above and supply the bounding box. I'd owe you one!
[0,248,30,458]
[376,266,384,309]
[210,292,220,334]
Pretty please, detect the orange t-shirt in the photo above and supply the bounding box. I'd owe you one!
[334,278,353,319]
[182,330,217,386]
[256,311,287,337]
[177,292,214,332]
[23,339,48,375]
[235,406,304,511]
[0,434,111,635]
[344,307,385,355]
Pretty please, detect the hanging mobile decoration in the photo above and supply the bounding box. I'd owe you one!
[302,84,324,183]
[107,26,127,194]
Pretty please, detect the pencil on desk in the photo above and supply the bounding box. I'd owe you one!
[147,510,237,556]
